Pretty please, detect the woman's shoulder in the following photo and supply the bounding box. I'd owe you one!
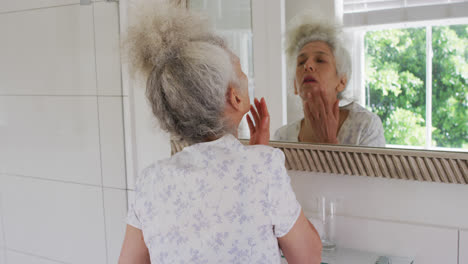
[273,119,301,141]
[340,102,386,147]
[345,102,372,114]
[345,102,382,125]
[172,134,283,165]
[244,143,285,161]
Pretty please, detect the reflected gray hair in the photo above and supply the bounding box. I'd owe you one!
[285,13,352,98]
[124,2,238,143]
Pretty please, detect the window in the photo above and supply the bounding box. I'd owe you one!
[363,22,467,150]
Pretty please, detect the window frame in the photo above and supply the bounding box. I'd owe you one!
[347,18,468,151]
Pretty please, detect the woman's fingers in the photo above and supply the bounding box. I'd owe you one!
[246,114,255,135]
[254,98,262,117]
[321,90,332,117]
[317,90,329,120]
[333,99,340,120]
[312,93,326,123]
[248,97,270,145]
[260,98,270,130]
[303,93,312,118]
[250,105,261,127]
[304,100,315,121]
[261,97,269,118]
[249,97,268,128]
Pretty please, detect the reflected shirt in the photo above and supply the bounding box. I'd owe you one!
[274,102,386,147]
[127,134,301,264]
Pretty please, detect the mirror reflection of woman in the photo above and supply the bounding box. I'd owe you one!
[274,14,386,147]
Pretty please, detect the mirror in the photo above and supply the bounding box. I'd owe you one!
[283,21,467,151]
[188,0,468,153]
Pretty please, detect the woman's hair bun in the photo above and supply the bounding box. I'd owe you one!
[123,0,214,78]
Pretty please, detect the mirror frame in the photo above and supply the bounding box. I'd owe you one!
[171,139,468,185]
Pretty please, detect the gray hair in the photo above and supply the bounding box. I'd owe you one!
[124,2,238,143]
[285,13,352,98]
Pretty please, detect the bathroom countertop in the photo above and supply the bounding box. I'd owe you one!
[280,247,414,264]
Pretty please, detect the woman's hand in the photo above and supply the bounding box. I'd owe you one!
[246,97,270,145]
[303,89,339,144]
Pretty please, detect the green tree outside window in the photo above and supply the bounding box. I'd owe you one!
[365,25,467,149]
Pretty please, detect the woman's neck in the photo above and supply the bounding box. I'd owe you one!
[299,109,350,143]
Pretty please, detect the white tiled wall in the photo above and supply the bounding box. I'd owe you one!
[98,97,126,189]
[0,96,102,185]
[103,188,127,264]
[94,1,123,96]
[0,1,127,264]
[0,195,4,264]
[0,175,107,263]
[0,194,4,249]
[0,1,80,14]
[4,250,65,264]
[0,5,97,96]
[122,96,136,188]
[0,199,6,264]
[126,190,135,211]
[461,230,468,264]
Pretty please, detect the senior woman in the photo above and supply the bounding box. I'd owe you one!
[274,14,385,147]
[118,3,321,264]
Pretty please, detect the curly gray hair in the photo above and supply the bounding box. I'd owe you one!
[124,2,239,143]
[285,13,352,98]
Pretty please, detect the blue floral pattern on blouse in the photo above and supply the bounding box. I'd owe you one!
[127,134,301,263]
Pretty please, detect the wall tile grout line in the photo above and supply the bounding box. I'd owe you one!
[116,0,131,214]
[0,3,81,16]
[120,93,130,215]
[5,248,70,264]
[92,2,109,264]
[2,173,127,191]
[0,94,126,97]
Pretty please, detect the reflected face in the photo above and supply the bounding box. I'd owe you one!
[295,41,346,104]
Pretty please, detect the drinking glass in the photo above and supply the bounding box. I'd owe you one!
[317,196,336,250]
[308,196,337,251]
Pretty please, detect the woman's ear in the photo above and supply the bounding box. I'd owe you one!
[226,85,243,111]
[336,75,347,93]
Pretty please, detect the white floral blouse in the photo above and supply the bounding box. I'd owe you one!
[127,134,301,264]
